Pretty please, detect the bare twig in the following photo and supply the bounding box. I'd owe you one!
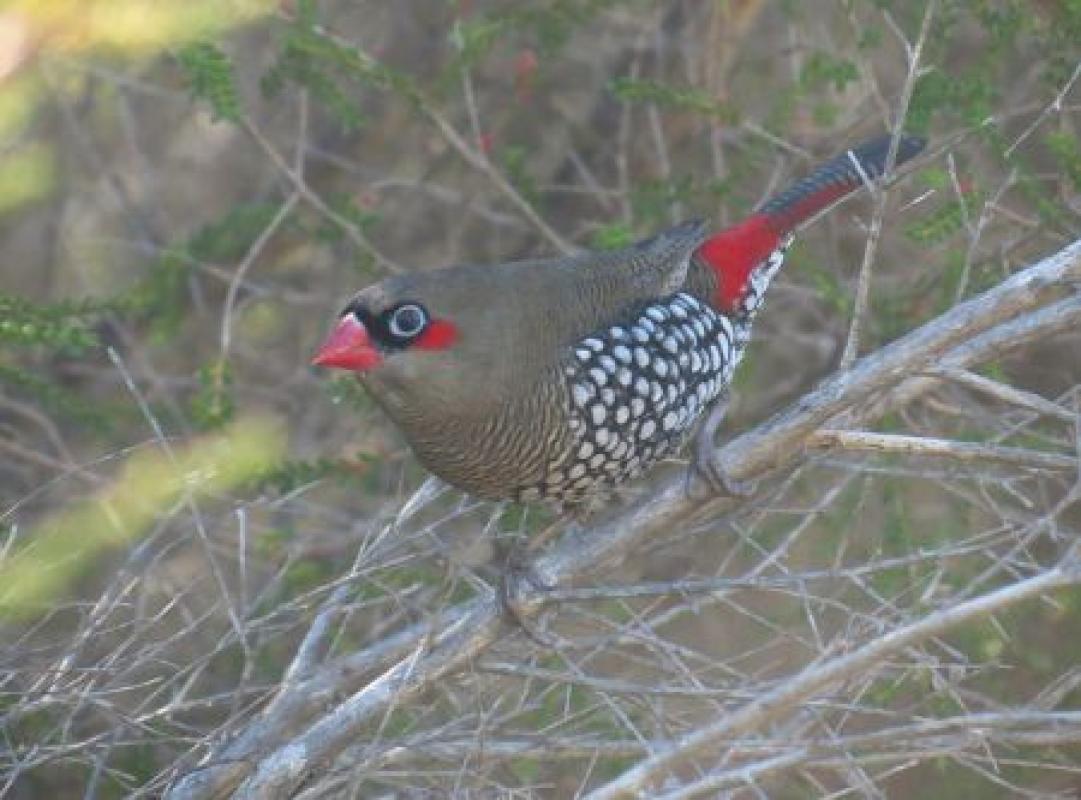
[276,10,576,256]
[588,553,1081,799]
[931,367,1078,423]
[167,238,1081,800]
[240,117,405,273]
[839,0,936,368]
[808,429,1078,473]
[219,193,298,359]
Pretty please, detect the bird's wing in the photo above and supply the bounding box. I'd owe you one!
[571,218,708,300]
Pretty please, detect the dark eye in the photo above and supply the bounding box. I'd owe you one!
[387,303,427,339]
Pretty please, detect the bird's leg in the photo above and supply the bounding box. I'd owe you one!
[689,389,756,498]
[500,552,560,647]
[495,521,564,647]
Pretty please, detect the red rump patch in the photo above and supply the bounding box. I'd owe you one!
[696,214,781,312]
[414,318,458,351]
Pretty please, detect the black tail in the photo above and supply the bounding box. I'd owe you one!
[758,133,926,233]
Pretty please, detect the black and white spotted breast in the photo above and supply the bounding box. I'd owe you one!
[516,292,746,504]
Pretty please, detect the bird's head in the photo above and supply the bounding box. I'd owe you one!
[312,287,458,374]
[312,265,555,418]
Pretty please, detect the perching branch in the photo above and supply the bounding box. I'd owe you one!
[168,237,1081,798]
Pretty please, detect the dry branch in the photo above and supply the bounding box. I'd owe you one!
[168,237,1081,798]
[589,550,1081,799]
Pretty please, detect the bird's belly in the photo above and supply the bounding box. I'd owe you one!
[517,292,744,505]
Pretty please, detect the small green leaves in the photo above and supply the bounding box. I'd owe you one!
[0,364,112,432]
[262,2,418,132]
[177,41,242,122]
[909,67,998,133]
[799,52,859,93]
[590,223,635,251]
[903,198,975,245]
[191,358,235,430]
[609,77,736,122]
[0,294,101,352]
[500,145,540,205]
[127,203,284,339]
[1046,132,1081,191]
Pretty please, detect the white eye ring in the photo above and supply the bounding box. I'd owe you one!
[388,304,427,338]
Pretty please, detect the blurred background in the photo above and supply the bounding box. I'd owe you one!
[2,0,1081,796]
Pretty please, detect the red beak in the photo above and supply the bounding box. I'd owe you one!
[312,315,382,371]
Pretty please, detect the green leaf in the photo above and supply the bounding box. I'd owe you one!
[1046,131,1081,191]
[177,42,242,123]
[590,223,635,250]
[799,52,859,93]
[0,294,103,352]
[191,358,235,430]
[609,77,737,122]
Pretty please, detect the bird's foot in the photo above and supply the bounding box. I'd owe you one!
[499,544,558,647]
[688,449,756,499]
[687,389,756,499]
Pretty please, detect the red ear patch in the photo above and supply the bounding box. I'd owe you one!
[414,318,458,351]
[696,215,781,312]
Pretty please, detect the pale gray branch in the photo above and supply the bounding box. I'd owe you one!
[167,238,1081,799]
[589,553,1081,799]
[809,429,1078,473]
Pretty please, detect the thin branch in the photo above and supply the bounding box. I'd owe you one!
[219,193,298,359]
[587,552,1081,799]
[840,0,936,368]
[931,367,1078,423]
[240,117,405,273]
[166,238,1081,800]
[276,11,576,256]
[808,429,1078,473]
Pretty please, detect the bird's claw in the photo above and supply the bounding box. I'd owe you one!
[499,548,557,647]
[689,449,756,499]
[687,390,755,499]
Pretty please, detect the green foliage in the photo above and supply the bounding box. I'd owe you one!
[0,364,113,432]
[262,0,419,131]
[316,192,381,244]
[805,261,850,318]
[589,222,635,250]
[0,293,105,352]
[251,456,360,494]
[908,68,997,133]
[447,17,507,70]
[1036,0,1081,85]
[0,418,282,619]
[629,175,702,228]
[795,51,860,125]
[326,375,373,411]
[904,193,982,245]
[191,358,235,430]
[799,52,859,93]
[450,0,639,65]
[7,3,1081,794]
[188,203,288,262]
[499,144,540,205]
[282,556,337,595]
[0,294,119,430]
[177,41,242,122]
[609,77,736,122]
[127,202,285,339]
[1045,131,1081,191]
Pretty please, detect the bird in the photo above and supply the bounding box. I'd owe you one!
[313,133,925,506]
